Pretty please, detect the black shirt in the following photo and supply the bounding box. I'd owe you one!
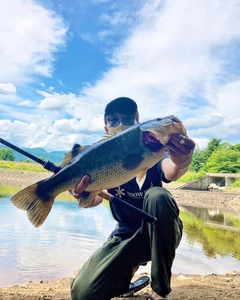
[108,151,170,237]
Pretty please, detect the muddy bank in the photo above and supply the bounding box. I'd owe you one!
[0,169,50,188]
[167,187,240,210]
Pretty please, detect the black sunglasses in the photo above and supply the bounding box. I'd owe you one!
[107,116,136,127]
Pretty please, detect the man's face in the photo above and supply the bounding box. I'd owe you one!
[104,112,139,133]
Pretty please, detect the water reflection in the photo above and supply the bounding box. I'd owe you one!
[181,205,240,232]
[179,205,240,260]
[0,193,240,287]
[0,195,115,287]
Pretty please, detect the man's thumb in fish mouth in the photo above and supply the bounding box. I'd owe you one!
[74,175,90,194]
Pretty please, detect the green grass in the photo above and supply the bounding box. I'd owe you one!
[0,185,21,197]
[177,171,240,189]
[176,170,207,183]
[228,216,240,230]
[0,160,48,172]
[230,178,240,188]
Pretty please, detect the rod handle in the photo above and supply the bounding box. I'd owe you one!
[98,191,157,225]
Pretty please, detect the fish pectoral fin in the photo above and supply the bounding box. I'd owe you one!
[78,191,99,208]
[61,144,89,168]
[11,182,55,228]
[136,169,148,189]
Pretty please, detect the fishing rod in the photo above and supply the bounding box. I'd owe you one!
[0,137,157,224]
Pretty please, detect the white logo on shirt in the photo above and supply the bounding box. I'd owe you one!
[115,186,125,198]
[126,191,144,198]
[114,182,154,199]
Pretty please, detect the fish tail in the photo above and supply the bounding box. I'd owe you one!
[11,182,55,228]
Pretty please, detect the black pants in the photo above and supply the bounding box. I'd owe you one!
[71,187,183,299]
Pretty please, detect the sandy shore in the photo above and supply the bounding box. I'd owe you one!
[1,272,240,300]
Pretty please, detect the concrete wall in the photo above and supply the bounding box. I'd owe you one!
[180,173,239,190]
[179,176,211,191]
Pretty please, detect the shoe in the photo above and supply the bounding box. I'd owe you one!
[118,275,150,297]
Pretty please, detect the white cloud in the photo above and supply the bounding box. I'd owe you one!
[0,0,239,151]
[184,114,225,130]
[0,83,16,94]
[18,100,36,107]
[39,97,67,110]
[79,0,239,112]
[37,90,105,124]
[0,117,102,151]
[47,86,55,93]
[0,0,68,84]
[76,0,240,147]
[215,79,240,116]
[58,80,65,87]
[100,11,131,27]
[0,119,40,146]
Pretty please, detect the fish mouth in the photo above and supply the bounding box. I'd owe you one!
[143,132,165,152]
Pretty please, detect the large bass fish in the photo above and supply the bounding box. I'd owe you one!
[11,115,186,227]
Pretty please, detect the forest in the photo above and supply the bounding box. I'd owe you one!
[190,138,240,174]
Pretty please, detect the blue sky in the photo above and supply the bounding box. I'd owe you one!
[0,0,239,152]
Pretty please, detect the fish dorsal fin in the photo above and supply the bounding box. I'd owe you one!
[136,168,148,189]
[61,144,89,168]
[61,130,117,168]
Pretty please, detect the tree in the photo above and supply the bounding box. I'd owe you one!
[204,138,221,159]
[190,138,239,173]
[205,148,240,173]
[231,143,240,151]
[0,148,15,161]
[190,138,222,172]
[190,146,207,172]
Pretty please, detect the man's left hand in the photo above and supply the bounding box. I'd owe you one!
[167,133,196,169]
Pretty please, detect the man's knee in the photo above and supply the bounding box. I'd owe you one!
[71,286,93,300]
[71,276,93,300]
[71,277,81,300]
[144,187,179,214]
[145,187,171,203]
[71,273,112,300]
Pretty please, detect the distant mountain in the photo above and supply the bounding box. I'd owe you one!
[0,145,67,164]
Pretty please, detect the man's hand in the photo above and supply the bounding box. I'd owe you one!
[167,133,195,169]
[69,175,103,208]
[70,175,90,198]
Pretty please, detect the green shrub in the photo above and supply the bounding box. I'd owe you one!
[230,178,240,188]
[177,170,207,183]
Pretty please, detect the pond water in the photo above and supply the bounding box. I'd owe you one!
[0,193,240,288]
